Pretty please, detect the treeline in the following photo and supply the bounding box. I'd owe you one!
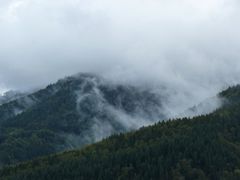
[2,93,240,179]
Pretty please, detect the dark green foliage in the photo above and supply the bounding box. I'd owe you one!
[220,85,240,105]
[0,74,165,167]
[0,78,81,166]
[0,129,63,166]
[1,86,240,179]
[99,85,162,114]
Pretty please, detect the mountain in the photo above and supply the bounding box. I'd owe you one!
[1,85,240,180]
[179,96,224,118]
[0,73,167,166]
[0,91,27,106]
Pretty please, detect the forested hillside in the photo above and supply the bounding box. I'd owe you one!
[0,73,166,166]
[1,86,240,179]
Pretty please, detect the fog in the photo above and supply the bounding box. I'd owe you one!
[0,0,240,109]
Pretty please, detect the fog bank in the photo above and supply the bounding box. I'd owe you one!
[0,0,240,111]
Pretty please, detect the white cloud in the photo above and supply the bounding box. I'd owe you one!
[0,0,239,106]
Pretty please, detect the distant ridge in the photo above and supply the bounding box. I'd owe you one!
[0,73,166,166]
[1,85,240,179]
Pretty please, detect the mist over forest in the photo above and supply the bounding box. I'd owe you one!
[1,1,240,179]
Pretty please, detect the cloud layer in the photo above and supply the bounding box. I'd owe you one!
[0,0,240,107]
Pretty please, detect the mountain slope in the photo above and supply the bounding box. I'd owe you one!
[0,86,240,180]
[0,73,166,166]
[0,91,27,106]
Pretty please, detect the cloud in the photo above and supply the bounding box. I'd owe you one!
[0,0,240,110]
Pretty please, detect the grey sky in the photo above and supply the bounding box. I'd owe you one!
[0,0,240,103]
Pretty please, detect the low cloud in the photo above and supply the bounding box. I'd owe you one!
[0,0,240,110]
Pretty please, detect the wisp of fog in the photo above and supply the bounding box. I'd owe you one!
[0,0,240,116]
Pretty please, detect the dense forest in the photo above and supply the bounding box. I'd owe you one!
[1,86,240,179]
[0,74,165,166]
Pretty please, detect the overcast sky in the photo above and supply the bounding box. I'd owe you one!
[0,0,240,101]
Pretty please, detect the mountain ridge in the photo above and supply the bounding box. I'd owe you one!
[1,85,240,179]
[0,73,168,166]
